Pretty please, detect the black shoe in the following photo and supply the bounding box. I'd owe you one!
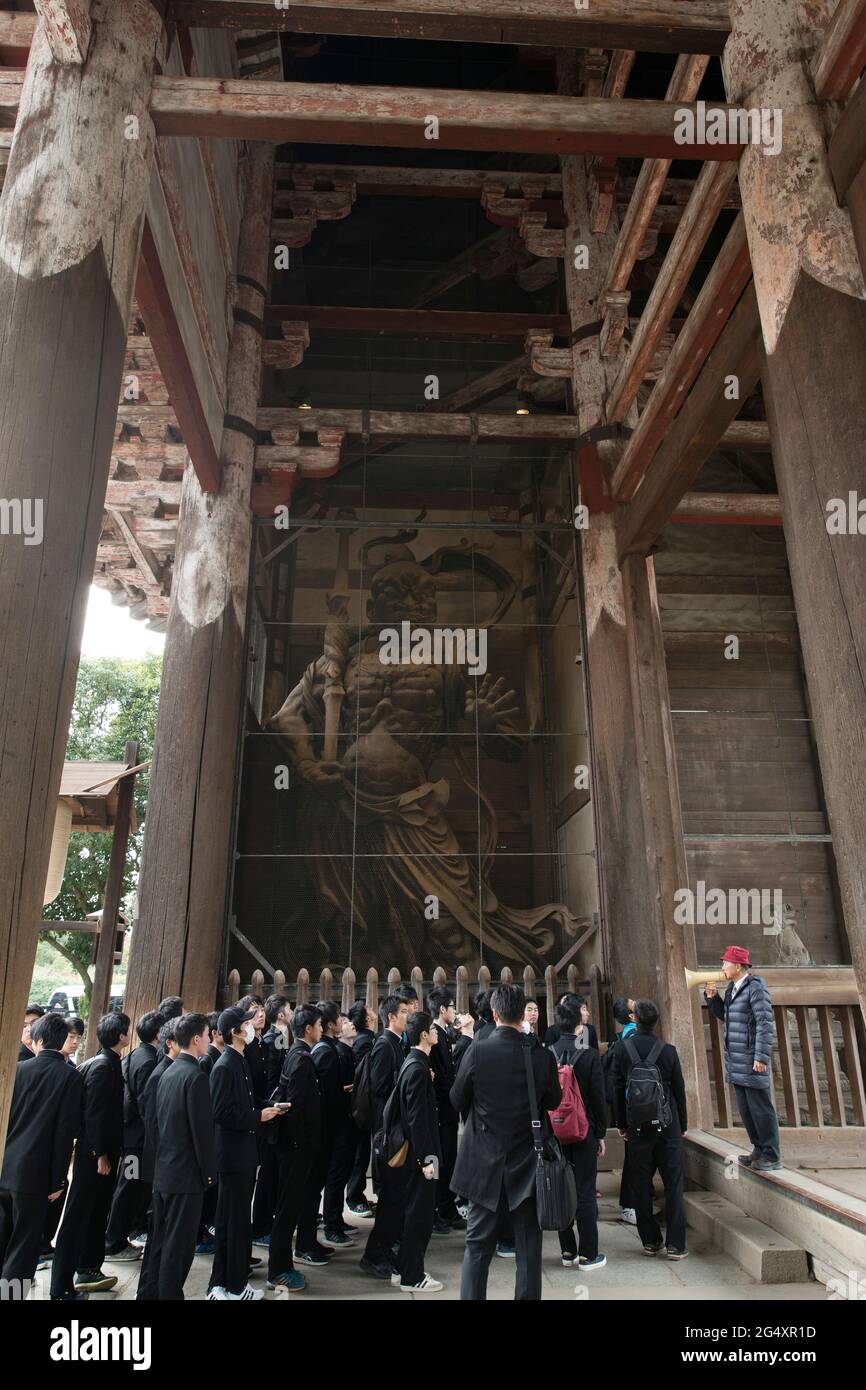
[447,1215,467,1230]
[642,1241,664,1256]
[348,1202,375,1218]
[324,1231,355,1247]
[295,1244,331,1266]
[738,1150,760,1167]
[432,1218,453,1235]
[752,1157,782,1172]
[51,1290,89,1301]
[359,1257,392,1280]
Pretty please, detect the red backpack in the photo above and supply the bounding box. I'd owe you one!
[549,1041,589,1143]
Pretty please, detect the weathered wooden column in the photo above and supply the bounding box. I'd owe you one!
[123,144,275,1027]
[725,0,866,1022]
[0,1,165,1150]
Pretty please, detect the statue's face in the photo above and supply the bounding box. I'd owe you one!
[369,562,437,625]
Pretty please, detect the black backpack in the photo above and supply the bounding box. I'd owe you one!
[371,1055,419,1173]
[623,1038,671,1130]
[350,1050,374,1132]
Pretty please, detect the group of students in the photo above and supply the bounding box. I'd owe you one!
[0,978,692,1301]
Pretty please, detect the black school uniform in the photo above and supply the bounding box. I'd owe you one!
[613,1030,688,1252]
[209,1046,263,1294]
[267,1040,322,1281]
[106,1040,159,1252]
[429,1022,459,1222]
[397,1049,442,1287]
[346,1029,375,1208]
[146,1054,215,1299]
[362,1029,408,1267]
[135,1054,173,1299]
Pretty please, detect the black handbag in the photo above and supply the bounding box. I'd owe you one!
[523,1041,577,1231]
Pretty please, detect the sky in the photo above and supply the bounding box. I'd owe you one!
[80,586,166,661]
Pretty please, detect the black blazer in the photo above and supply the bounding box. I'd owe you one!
[429,1022,457,1126]
[199,1044,222,1079]
[122,1041,158,1150]
[276,1040,322,1153]
[612,1030,688,1133]
[153,1053,215,1195]
[551,1038,607,1142]
[210,1046,262,1174]
[311,1036,350,1138]
[0,1050,82,1196]
[369,1029,405,1135]
[449,1026,561,1212]
[352,1028,376,1063]
[261,1027,287,1097]
[140,1054,173,1184]
[473,1019,495,1043]
[399,1051,442,1169]
[78,1047,124,1160]
[453,1034,473,1074]
[244,1035,268,1107]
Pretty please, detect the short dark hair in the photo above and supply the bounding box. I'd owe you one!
[239,994,263,1011]
[158,1018,178,1047]
[555,1001,579,1032]
[474,990,492,1024]
[25,1003,46,1019]
[292,1004,322,1038]
[318,1000,340,1031]
[136,1011,165,1045]
[157,997,183,1020]
[348,1001,368,1032]
[407,1011,432,1047]
[491,984,525,1025]
[427,986,453,1016]
[31,1013,70,1051]
[207,1011,221,1035]
[65,1015,85,1036]
[613,996,632,1026]
[380,994,404,1028]
[634,998,659,1032]
[265,993,289,1027]
[97,1012,130,1049]
[395,985,418,1004]
[175,1012,210,1049]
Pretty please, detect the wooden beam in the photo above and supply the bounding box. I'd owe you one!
[671,491,782,525]
[617,283,764,558]
[150,79,745,160]
[263,304,571,341]
[257,408,584,441]
[424,356,528,411]
[612,215,753,498]
[33,1,92,66]
[170,0,730,55]
[606,160,740,423]
[106,508,163,588]
[0,14,36,66]
[811,0,866,100]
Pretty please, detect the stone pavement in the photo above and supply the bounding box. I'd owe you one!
[34,1174,828,1303]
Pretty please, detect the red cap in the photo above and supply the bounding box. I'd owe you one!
[721,945,751,967]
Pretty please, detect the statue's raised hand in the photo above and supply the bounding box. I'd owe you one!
[465,673,520,734]
[296,758,344,789]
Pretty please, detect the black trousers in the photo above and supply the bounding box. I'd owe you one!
[559,1137,599,1260]
[734,1084,781,1162]
[460,1188,542,1301]
[267,1145,312,1281]
[251,1139,278,1238]
[619,1143,635,1209]
[436,1119,459,1220]
[0,1189,48,1289]
[105,1151,150,1251]
[363,1162,408,1266]
[628,1123,686,1252]
[346,1129,372,1207]
[143,1190,204,1299]
[211,1168,255,1294]
[296,1144,330,1252]
[51,1152,118,1296]
[399,1166,437,1286]
[322,1126,355,1234]
[198,1178,218,1242]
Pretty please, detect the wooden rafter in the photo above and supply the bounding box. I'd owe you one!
[811,0,866,100]
[262,305,571,341]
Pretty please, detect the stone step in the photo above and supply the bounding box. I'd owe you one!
[684,1190,809,1283]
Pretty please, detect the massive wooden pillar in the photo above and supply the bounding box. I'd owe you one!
[725,0,866,1022]
[123,144,274,1026]
[0,2,165,1150]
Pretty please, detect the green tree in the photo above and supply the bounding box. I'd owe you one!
[40,656,161,1013]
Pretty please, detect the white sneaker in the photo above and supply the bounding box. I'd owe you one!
[207,1287,226,1300]
[400,1272,443,1293]
[390,1272,401,1287]
[223,1283,265,1301]
[620,1207,637,1226]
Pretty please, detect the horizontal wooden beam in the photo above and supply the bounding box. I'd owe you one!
[811,0,866,100]
[671,491,782,525]
[264,304,571,341]
[277,162,563,201]
[0,14,36,66]
[258,407,584,441]
[150,79,745,160]
[171,0,730,55]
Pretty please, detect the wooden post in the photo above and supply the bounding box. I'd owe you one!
[85,740,139,1059]
[621,555,713,1127]
[725,0,866,1026]
[122,143,275,1028]
[0,0,165,1153]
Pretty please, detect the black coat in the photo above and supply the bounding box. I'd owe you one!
[429,1022,457,1127]
[369,1029,405,1135]
[612,1030,688,1133]
[449,1026,562,1212]
[453,1033,473,1074]
[261,1027,287,1097]
[244,1035,268,1107]
[0,1050,82,1195]
[152,1053,216,1195]
[276,1040,322,1153]
[140,1054,173,1184]
[398,1050,442,1169]
[551,1038,607,1142]
[210,1046,262,1174]
[312,1035,350,1138]
[352,1028,376,1063]
[473,1019,495,1043]
[122,1041,158,1150]
[78,1046,124,1160]
[199,1044,222,1079]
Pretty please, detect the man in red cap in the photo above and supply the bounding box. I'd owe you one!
[705,948,781,1171]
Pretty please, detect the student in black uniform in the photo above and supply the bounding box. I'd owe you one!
[452,1009,475,1074]
[199,1013,223,1077]
[394,1011,443,1293]
[105,1009,164,1262]
[312,1001,355,1248]
[155,998,183,1057]
[261,993,291,1097]
[19,1004,45,1062]
[550,1001,608,1272]
[346,1002,377,1216]
[613,997,688,1259]
[38,1016,87,1268]
[251,993,290,1246]
[544,993,599,1051]
[135,1019,180,1300]
[473,991,495,1042]
[208,1007,281,1301]
[360,994,410,1279]
[146,1013,215,1299]
[267,1004,324,1293]
[426,986,463,1233]
[0,1013,82,1295]
[50,1012,130,1299]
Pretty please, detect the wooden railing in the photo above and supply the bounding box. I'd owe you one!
[702,968,866,1129]
[225,960,605,1038]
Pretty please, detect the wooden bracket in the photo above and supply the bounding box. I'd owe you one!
[525,328,573,379]
[262,320,310,371]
